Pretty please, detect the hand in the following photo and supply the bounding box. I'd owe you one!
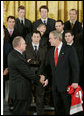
[43,79,48,87]
[27,59,31,62]
[71,83,78,89]
[3,68,8,76]
[39,75,45,85]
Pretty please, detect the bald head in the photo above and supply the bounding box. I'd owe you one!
[12,36,26,52]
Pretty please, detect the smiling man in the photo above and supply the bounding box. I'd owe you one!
[46,30,79,115]
[64,9,82,39]
[24,31,48,115]
[33,5,56,39]
[15,6,32,38]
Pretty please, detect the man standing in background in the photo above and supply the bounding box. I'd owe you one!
[15,6,32,38]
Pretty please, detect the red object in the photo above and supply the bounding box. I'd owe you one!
[54,48,58,67]
[67,85,83,115]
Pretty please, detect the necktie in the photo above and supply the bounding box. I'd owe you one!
[34,46,38,58]
[21,20,23,25]
[54,48,58,67]
[43,20,46,25]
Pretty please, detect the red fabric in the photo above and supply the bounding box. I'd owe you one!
[54,48,58,67]
[67,85,83,106]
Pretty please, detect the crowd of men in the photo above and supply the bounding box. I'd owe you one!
[3,5,83,115]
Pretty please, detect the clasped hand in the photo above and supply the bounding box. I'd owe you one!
[40,75,48,87]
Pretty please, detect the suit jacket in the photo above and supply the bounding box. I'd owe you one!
[24,43,47,76]
[64,20,82,39]
[3,42,12,80]
[4,27,19,46]
[73,30,83,67]
[46,43,79,92]
[8,50,39,101]
[3,42,12,69]
[33,18,56,38]
[15,18,32,38]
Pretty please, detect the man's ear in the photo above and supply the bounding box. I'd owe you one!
[63,24,64,29]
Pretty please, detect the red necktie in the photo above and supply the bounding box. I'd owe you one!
[54,48,58,67]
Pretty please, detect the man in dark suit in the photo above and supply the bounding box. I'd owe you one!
[15,5,32,39]
[8,36,45,115]
[3,28,12,102]
[46,30,79,115]
[4,16,19,47]
[64,9,82,41]
[64,30,83,91]
[55,20,66,43]
[33,5,56,39]
[24,31,48,115]
[25,24,48,48]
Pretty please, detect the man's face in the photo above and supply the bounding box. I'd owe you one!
[20,38,27,52]
[55,22,64,33]
[40,8,48,19]
[69,10,77,21]
[7,18,15,29]
[37,26,46,36]
[32,33,41,44]
[18,9,25,18]
[49,33,57,46]
[65,33,74,44]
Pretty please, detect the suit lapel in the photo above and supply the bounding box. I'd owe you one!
[29,43,35,57]
[39,19,43,24]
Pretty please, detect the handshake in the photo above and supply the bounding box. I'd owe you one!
[39,75,48,87]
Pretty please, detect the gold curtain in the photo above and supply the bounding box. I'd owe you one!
[3,1,83,26]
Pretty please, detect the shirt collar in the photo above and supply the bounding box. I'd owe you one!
[57,41,63,50]
[7,28,14,32]
[67,40,74,46]
[41,18,48,24]
[32,42,39,50]
[14,48,23,55]
[55,42,63,56]
[18,17,25,24]
[61,30,64,34]
[70,20,76,24]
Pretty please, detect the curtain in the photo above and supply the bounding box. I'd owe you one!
[3,1,83,26]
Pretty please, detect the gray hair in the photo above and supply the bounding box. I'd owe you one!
[50,30,62,41]
[12,36,23,48]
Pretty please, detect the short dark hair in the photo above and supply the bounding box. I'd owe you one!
[39,5,49,12]
[31,30,41,37]
[56,20,64,25]
[7,16,15,22]
[18,5,25,12]
[64,30,74,36]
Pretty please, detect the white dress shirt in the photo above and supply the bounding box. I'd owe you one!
[41,18,48,25]
[54,42,63,56]
[19,17,25,24]
[32,42,39,51]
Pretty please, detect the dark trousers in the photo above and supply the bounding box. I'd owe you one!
[10,100,30,115]
[33,82,45,115]
[52,85,71,115]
